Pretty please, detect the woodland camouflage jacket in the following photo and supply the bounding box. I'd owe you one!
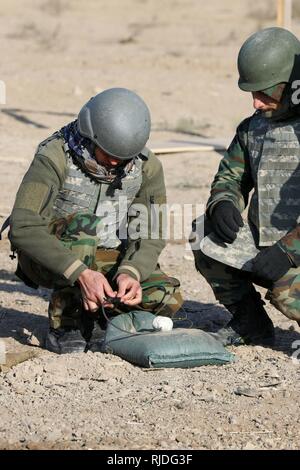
[9,135,167,285]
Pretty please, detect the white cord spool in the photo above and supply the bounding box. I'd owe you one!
[152,316,173,332]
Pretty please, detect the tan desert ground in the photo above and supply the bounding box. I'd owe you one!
[1,0,300,450]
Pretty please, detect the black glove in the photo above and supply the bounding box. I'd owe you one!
[252,243,294,282]
[210,201,244,243]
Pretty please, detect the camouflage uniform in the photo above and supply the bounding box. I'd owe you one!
[9,133,183,330]
[193,112,300,323]
[40,213,181,329]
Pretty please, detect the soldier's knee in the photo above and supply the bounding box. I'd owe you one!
[156,286,183,318]
[169,287,184,311]
[269,287,300,322]
[192,247,212,273]
[140,274,183,318]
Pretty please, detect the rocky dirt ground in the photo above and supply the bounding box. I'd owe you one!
[0,0,300,450]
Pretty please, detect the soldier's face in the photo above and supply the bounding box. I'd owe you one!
[252,91,281,112]
[94,146,122,168]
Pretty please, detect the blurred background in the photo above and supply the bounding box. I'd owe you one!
[1,0,300,214]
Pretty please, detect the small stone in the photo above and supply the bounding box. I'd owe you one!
[191,384,204,396]
[35,375,42,385]
[234,387,258,398]
[213,384,227,395]
[162,385,174,394]
[48,429,62,441]
[27,332,42,347]
[157,440,169,448]
[174,401,187,409]
[12,385,25,395]
[243,442,257,450]
[160,380,169,385]
[199,391,216,402]
[227,414,238,425]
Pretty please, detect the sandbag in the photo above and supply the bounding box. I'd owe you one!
[101,311,235,368]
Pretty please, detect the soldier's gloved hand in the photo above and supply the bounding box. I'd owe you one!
[251,243,294,282]
[210,201,244,243]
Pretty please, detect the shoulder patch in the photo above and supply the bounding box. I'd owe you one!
[14,182,50,213]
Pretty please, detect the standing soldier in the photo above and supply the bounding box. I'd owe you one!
[8,88,182,353]
[192,27,300,346]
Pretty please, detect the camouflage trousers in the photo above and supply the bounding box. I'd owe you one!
[18,212,183,329]
[193,242,300,324]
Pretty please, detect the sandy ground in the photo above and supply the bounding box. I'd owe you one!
[1,0,300,450]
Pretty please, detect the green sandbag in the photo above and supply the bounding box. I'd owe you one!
[101,311,235,368]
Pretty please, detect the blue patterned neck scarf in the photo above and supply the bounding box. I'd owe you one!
[60,120,134,186]
[61,119,94,159]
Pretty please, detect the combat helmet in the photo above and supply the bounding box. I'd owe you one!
[238,27,300,93]
[78,88,151,160]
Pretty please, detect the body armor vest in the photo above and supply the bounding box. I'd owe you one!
[247,113,300,246]
[53,153,143,248]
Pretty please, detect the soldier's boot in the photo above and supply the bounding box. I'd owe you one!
[45,286,87,354]
[81,310,107,352]
[45,327,86,354]
[213,288,275,346]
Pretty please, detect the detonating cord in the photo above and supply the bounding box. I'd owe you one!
[98,285,192,336]
[81,282,192,338]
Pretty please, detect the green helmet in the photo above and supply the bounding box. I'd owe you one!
[238,27,300,93]
[78,88,151,160]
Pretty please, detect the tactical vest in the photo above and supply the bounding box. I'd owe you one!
[247,113,300,246]
[53,152,143,249]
